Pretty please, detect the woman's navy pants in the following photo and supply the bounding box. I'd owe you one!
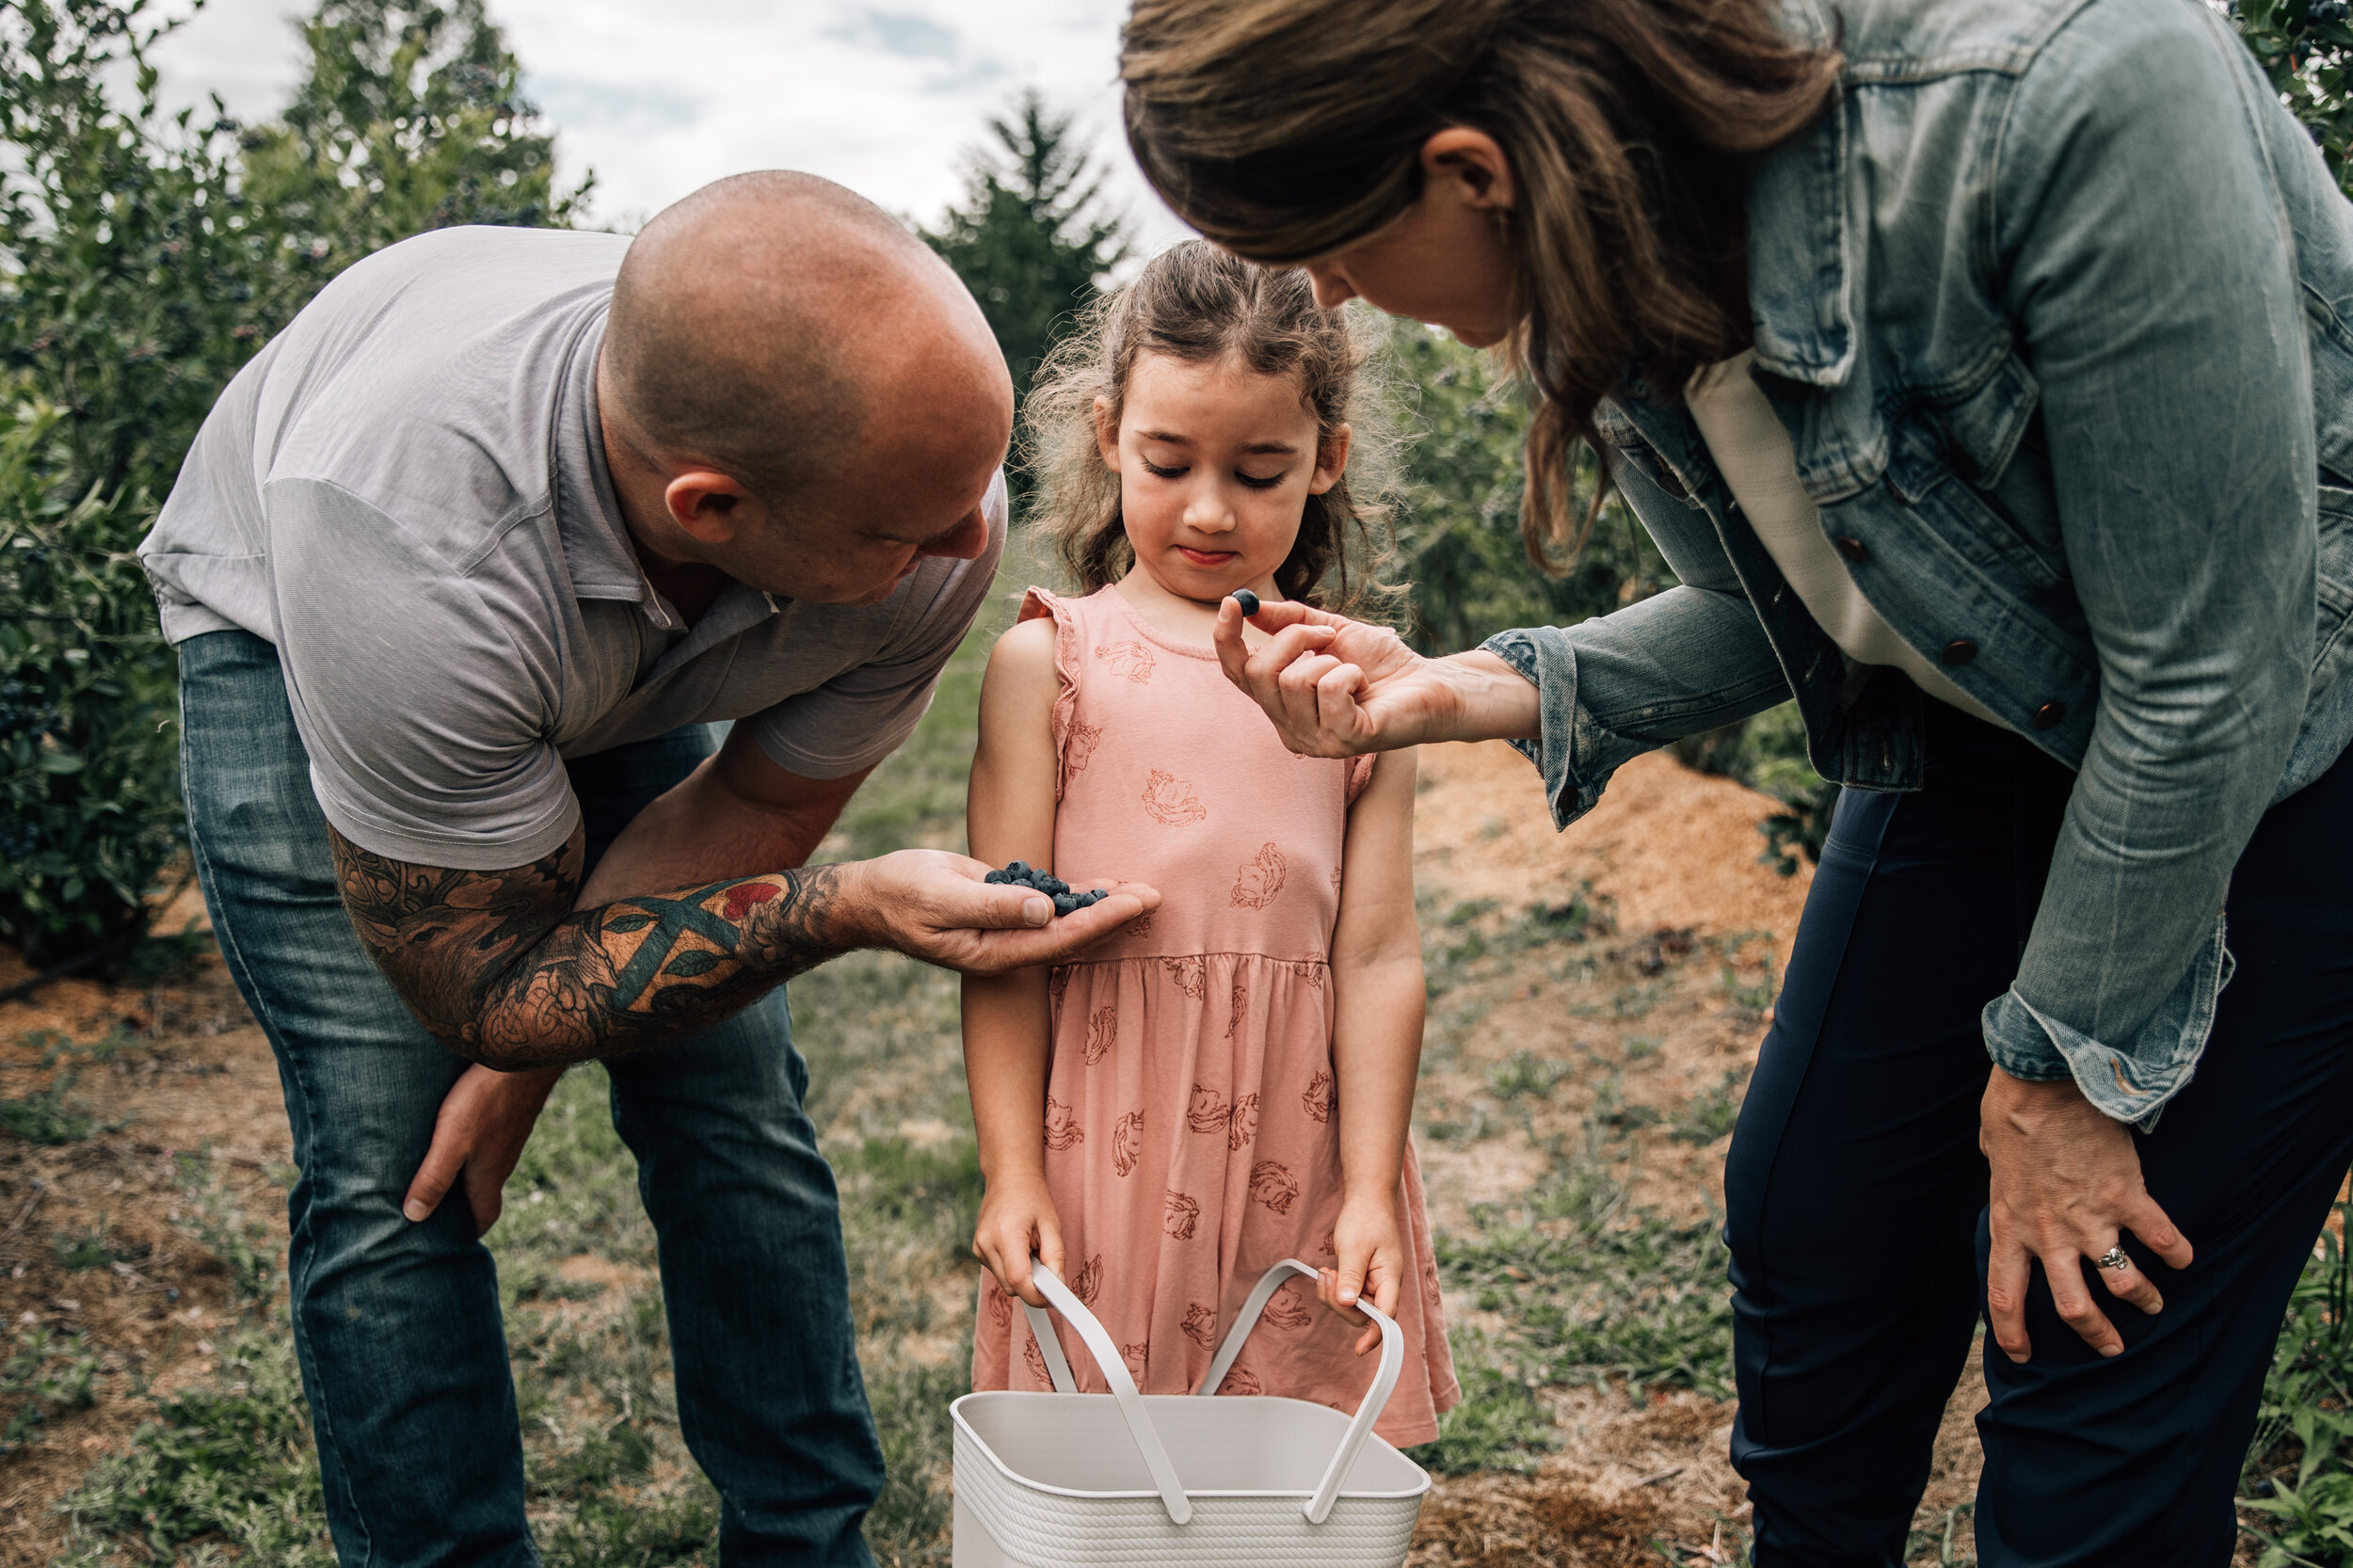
[1724,699,2353,1566]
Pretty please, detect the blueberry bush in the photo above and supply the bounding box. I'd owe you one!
[0,0,580,968]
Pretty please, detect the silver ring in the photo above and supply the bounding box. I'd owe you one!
[2095,1246,2131,1272]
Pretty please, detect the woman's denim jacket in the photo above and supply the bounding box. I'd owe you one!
[1482,0,2353,1126]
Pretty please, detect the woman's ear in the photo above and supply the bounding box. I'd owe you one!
[1308,422,1353,496]
[1094,395,1121,470]
[1420,127,1515,213]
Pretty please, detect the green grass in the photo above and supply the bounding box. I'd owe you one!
[3,1328,102,1452]
[2242,1204,2353,1567]
[1,1067,96,1144]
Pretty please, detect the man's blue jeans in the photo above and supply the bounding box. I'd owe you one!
[177,629,883,1568]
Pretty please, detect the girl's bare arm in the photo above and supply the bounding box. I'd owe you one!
[1325,746,1426,1350]
[963,616,1068,1305]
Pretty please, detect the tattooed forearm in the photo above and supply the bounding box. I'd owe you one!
[328,825,862,1068]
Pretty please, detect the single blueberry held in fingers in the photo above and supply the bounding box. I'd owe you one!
[1230,588,1259,617]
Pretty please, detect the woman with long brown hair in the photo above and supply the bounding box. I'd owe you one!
[1121,0,2353,1560]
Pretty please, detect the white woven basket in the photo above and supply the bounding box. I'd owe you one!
[950,1257,1430,1567]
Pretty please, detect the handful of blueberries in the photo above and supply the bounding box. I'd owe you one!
[984,861,1111,918]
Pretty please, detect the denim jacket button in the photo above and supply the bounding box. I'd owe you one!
[1834,536,1869,563]
[2033,700,2068,730]
[1941,639,1979,665]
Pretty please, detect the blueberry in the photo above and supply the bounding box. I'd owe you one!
[1039,875,1067,896]
[1230,588,1260,617]
[1008,861,1032,877]
[984,869,1006,884]
[1052,893,1078,917]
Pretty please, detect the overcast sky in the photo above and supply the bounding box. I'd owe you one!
[146,0,1192,247]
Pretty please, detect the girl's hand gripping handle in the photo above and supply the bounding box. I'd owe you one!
[1321,1192,1405,1356]
[973,1170,1065,1308]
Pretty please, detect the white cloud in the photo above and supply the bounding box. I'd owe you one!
[144,0,1193,247]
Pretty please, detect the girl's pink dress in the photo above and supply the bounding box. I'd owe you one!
[969,584,1459,1447]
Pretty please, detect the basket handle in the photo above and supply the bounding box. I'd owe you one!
[1018,1259,1193,1525]
[1195,1258,1406,1525]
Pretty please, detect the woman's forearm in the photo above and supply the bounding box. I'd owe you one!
[1434,650,1544,744]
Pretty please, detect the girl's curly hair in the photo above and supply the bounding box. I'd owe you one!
[1022,240,1403,616]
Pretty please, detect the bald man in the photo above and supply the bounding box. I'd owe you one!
[138,173,1151,1567]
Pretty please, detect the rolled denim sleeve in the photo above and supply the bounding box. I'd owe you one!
[1483,454,1793,828]
[1985,2,2315,1124]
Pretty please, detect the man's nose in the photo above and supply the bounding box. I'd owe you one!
[918,506,991,561]
[1305,264,1356,311]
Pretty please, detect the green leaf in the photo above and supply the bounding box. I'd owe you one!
[601,913,654,934]
[662,950,724,979]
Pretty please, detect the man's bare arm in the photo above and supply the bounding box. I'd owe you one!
[330,823,865,1069]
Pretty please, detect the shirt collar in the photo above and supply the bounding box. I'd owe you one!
[550,306,672,619]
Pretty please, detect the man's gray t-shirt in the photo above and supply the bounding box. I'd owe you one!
[140,225,1006,871]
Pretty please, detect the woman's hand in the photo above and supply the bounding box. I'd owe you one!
[1210,600,1539,756]
[404,1063,564,1237]
[972,1168,1065,1308]
[1320,1192,1405,1356]
[1980,1066,2194,1361]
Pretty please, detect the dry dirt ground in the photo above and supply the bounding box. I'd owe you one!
[0,746,1994,1567]
[1397,744,1987,1567]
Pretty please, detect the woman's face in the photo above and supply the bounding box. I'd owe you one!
[1300,128,1521,347]
[1097,349,1348,605]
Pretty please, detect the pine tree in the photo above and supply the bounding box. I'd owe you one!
[239,0,586,275]
[923,90,1129,418]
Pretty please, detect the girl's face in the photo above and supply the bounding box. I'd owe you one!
[1097,350,1349,605]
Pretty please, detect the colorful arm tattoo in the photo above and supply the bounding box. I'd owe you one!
[327,824,854,1068]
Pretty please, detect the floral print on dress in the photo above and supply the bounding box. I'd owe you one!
[1225,981,1247,1041]
[1263,1282,1315,1331]
[1142,769,1209,825]
[1249,1160,1301,1215]
[1113,1111,1144,1176]
[1229,842,1288,908]
[1218,1364,1263,1397]
[1096,641,1156,682]
[1022,1330,1051,1388]
[1226,1093,1260,1152]
[1123,1342,1149,1383]
[1302,1069,1336,1125]
[1072,1254,1104,1305]
[1160,955,1208,999]
[1066,720,1104,776]
[1181,1304,1219,1349]
[1186,1084,1232,1136]
[1043,1096,1083,1151]
[1163,1190,1201,1240]
[1084,1004,1117,1065]
[1287,960,1326,990]
[984,1274,1012,1329]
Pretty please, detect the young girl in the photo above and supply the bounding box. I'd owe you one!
[962,242,1457,1447]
